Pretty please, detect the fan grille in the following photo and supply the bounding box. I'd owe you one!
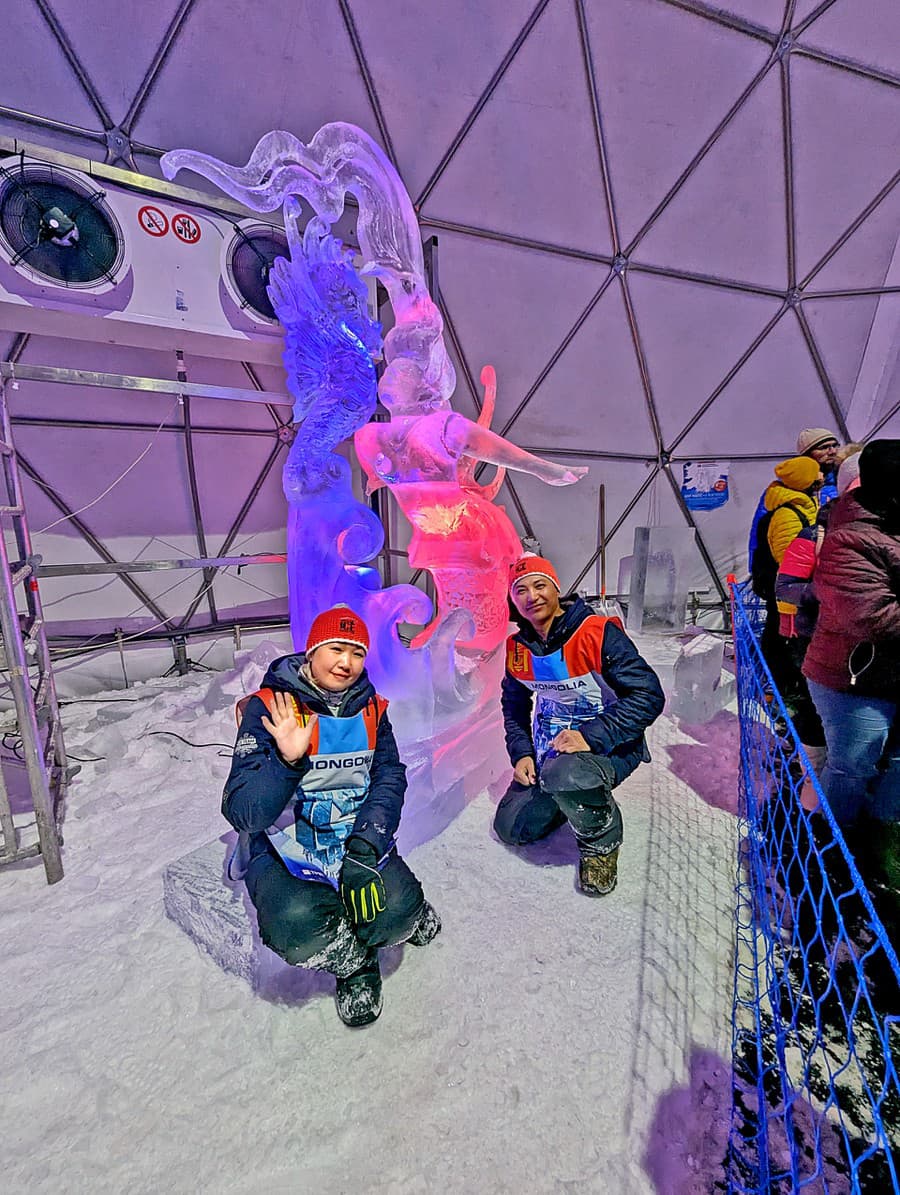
[0,162,124,287]
[227,228,289,321]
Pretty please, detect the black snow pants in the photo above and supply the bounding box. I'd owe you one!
[246,849,425,975]
[493,752,623,855]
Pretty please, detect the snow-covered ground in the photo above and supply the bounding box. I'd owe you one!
[0,646,738,1194]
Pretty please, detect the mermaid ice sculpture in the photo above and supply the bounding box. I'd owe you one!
[162,125,585,760]
[356,359,585,650]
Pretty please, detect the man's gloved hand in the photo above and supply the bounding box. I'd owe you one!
[340,837,387,925]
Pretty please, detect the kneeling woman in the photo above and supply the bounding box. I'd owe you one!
[223,606,440,1027]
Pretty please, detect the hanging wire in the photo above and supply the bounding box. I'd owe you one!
[48,569,225,674]
[35,396,181,534]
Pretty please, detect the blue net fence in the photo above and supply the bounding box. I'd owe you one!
[727,580,900,1193]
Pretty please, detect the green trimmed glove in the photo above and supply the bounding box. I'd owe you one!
[340,838,387,925]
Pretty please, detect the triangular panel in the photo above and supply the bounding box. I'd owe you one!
[791,56,900,280]
[422,0,614,253]
[674,313,836,456]
[132,0,381,163]
[191,430,286,544]
[796,0,900,79]
[634,69,788,289]
[433,230,607,432]
[803,296,882,419]
[1,0,102,131]
[505,458,663,591]
[13,421,193,541]
[586,0,771,247]
[806,183,900,293]
[868,350,900,436]
[628,273,781,447]
[347,0,538,203]
[509,283,658,455]
[47,0,189,125]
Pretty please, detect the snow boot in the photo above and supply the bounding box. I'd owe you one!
[406,901,441,947]
[335,953,383,1028]
[577,845,619,897]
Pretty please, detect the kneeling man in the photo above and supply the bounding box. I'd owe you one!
[496,555,664,895]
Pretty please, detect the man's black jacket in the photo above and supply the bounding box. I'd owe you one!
[502,597,665,787]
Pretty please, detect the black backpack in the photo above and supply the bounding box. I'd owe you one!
[750,506,810,599]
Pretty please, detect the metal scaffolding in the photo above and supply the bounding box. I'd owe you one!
[0,378,67,883]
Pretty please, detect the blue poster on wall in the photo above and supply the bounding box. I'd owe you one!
[681,461,729,511]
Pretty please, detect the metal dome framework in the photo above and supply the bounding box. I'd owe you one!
[0,0,897,639]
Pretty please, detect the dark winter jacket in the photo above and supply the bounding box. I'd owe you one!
[222,654,406,869]
[502,596,665,788]
[803,493,900,699]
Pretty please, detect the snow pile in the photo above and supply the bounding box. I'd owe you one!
[0,651,737,1194]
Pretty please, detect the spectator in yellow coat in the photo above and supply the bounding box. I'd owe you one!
[752,455,822,720]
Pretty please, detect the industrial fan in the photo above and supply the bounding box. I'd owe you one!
[224,223,289,322]
[0,158,124,287]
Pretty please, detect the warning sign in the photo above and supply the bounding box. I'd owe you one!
[138,205,168,237]
[172,213,201,244]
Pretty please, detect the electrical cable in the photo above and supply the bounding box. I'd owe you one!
[36,396,181,534]
[148,729,233,750]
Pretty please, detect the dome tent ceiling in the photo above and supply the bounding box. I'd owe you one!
[0,0,897,640]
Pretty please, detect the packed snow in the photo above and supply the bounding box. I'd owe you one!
[1,642,738,1194]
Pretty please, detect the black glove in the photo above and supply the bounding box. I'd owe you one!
[340,837,387,925]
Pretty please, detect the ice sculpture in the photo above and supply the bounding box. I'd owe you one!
[262,204,435,693]
[161,125,586,757]
[356,358,586,651]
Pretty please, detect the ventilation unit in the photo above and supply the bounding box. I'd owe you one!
[0,155,289,366]
[222,221,290,324]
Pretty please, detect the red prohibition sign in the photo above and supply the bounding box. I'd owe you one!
[138,205,168,237]
[172,213,202,244]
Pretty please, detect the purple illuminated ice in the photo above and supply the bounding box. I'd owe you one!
[162,125,585,757]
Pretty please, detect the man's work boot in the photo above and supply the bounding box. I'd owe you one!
[577,846,619,897]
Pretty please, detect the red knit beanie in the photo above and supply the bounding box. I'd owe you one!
[508,554,560,593]
[306,606,370,657]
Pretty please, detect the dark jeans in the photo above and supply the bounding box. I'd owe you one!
[761,600,824,747]
[761,596,795,696]
[246,849,425,968]
[807,681,900,827]
[494,752,622,854]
